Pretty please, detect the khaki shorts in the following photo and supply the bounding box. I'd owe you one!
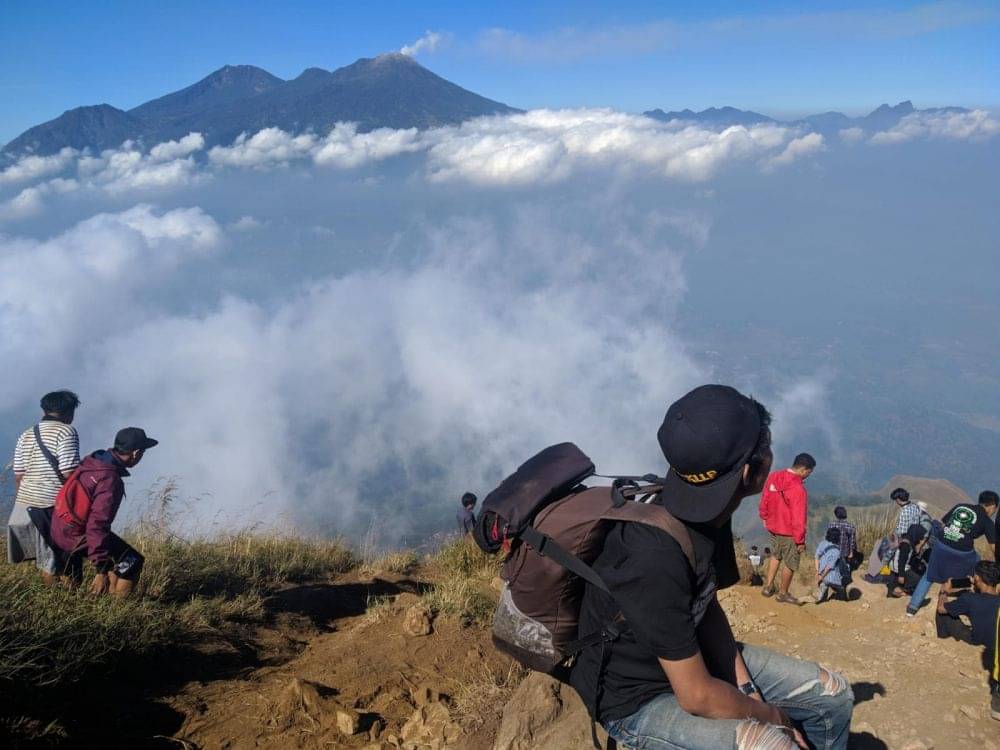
[769,533,801,572]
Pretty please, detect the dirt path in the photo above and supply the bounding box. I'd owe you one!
[720,578,998,750]
[152,572,998,750]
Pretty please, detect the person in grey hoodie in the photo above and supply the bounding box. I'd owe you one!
[814,527,845,603]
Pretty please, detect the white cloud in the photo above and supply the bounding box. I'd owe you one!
[838,127,865,144]
[422,109,801,185]
[148,132,205,162]
[763,132,824,170]
[87,135,206,193]
[0,134,207,217]
[399,30,446,57]
[870,109,1000,144]
[0,147,78,185]
[313,124,422,167]
[208,128,317,169]
[0,177,78,220]
[229,215,263,232]
[0,205,221,410]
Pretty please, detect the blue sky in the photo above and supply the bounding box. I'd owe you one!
[1,0,998,143]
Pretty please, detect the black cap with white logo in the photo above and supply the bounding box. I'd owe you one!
[657,384,762,523]
[114,427,159,453]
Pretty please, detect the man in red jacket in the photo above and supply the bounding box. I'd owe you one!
[759,453,816,604]
[51,427,157,598]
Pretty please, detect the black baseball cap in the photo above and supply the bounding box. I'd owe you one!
[658,384,763,523]
[114,427,159,453]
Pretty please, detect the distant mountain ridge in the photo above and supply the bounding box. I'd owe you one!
[4,60,973,160]
[645,100,969,133]
[2,54,519,158]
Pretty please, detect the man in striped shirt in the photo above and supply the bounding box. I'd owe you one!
[6,390,81,582]
[828,506,858,563]
[892,487,923,537]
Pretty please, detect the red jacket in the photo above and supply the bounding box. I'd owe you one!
[51,450,128,572]
[758,469,808,545]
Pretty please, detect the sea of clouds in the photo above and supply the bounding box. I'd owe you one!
[1,107,997,544]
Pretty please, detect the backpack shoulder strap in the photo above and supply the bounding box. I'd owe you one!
[33,424,66,485]
[519,525,610,593]
[600,500,696,570]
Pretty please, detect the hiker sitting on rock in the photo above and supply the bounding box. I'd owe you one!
[570,385,853,750]
[935,560,1000,721]
[50,428,158,598]
[906,491,998,617]
[6,390,81,585]
[759,452,815,605]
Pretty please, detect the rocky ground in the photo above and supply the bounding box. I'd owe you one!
[151,570,996,750]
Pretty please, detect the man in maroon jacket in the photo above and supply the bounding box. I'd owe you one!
[51,427,157,597]
[759,453,816,604]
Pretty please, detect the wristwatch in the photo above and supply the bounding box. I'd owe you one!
[738,681,760,697]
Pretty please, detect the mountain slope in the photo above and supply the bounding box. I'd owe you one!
[643,100,970,134]
[129,64,283,125]
[172,53,520,146]
[645,105,774,127]
[3,104,145,156]
[2,55,519,157]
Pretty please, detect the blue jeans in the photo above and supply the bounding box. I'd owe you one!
[907,573,932,612]
[603,644,853,750]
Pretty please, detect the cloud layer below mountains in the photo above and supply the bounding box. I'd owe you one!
[1,107,997,543]
[4,107,997,221]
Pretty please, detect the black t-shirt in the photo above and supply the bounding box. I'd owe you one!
[569,515,739,722]
[945,592,1000,648]
[939,504,997,551]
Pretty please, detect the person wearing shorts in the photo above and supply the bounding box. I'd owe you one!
[50,427,157,598]
[759,453,815,604]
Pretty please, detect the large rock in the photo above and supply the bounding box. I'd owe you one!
[403,604,433,637]
[493,673,608,750]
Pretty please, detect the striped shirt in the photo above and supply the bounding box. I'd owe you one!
[827,520,857,559]
[894,502,923,537]
[11,420,80,508]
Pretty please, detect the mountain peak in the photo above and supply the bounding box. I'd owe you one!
[129,64,283,124]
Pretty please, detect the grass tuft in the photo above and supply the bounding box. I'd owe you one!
[421,537,501,625]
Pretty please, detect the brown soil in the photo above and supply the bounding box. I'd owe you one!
[44,567,999,749]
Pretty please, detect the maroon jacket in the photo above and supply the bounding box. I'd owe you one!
[51,450,129,572]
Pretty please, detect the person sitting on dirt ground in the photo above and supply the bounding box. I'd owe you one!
[49,428,158,598]
[815,527,847,603]
[887,524,929,599]
[6,390,82,586]
[456,492,477,535]
[828,506,860,569]
[935,560,1000,721]
[570,385,853,750]
[906,491,998,617]
[759,452,815,605]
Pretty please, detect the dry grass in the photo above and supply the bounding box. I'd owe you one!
[0,475,359,700]
[359,550,420,579]
[854,507,896,557]
[421,537,501,626]
[452,660,528,732]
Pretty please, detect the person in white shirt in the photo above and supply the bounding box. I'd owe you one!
[7,390,81,583]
